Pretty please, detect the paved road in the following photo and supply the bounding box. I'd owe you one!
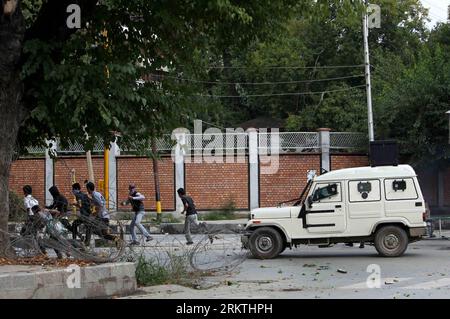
[124,236,450,299]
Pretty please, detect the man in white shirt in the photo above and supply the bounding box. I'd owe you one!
[23,185,38,216]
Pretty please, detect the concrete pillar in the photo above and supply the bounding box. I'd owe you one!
[174,132,186,212]
[108,140,120,211]
[45,140,56,206]
[317,128,331,173]
[248,129,259,210]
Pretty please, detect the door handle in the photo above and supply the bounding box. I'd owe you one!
[335,205,342,208]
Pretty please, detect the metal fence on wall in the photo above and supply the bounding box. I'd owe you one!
[25,132,367,155]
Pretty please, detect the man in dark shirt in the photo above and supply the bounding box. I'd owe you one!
[70,183,92,245]
[177,188,211,245]
[46,185,71,232]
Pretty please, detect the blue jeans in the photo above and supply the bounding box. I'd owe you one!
[130,211,150,241]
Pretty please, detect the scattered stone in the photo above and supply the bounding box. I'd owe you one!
[317,266,329,270]
[303,263,316,268]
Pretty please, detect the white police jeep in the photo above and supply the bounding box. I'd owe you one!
[242,165,427,259]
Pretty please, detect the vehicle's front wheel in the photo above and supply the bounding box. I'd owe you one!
[248,227,283,259]
[374,225,409,257]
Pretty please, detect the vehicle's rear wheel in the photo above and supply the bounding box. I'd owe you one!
[374,225,408,257]
[249,227,283,259]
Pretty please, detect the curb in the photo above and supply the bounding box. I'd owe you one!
[0,262,137,299]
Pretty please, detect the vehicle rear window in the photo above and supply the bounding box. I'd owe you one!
[384,178,418,200]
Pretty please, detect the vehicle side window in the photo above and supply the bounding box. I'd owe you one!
[348,180,381,202]
[312,183,341,203]
[384,178,418,200]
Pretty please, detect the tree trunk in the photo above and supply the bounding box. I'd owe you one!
[0,3,26,256]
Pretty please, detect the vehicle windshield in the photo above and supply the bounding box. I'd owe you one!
[276,179,313,207]
[293,180,313,206]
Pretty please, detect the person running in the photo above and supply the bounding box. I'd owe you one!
[23,185,38,216]
[85,182,117,242]
[21,185,39,236]
[123,184,153,246]
[31,205,64,259]
[46,186,71,232]
[177,188,211,245]
[71,183,93,245]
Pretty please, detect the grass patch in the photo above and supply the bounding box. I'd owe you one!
[198,199,237,221]
[199,211,236,221]
[161,214,181,223]
[135,253,196,287]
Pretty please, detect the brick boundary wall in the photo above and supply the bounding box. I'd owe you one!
[15,153,431,211]
[330,154,369,171]
[9,158,46,205]
[259,154,321,208]
[184,156,249,210]
[116,156,175,211]
[54,156,105,203]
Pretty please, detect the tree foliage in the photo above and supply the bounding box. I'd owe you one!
[17,0,298,152]
[372,23,450,164]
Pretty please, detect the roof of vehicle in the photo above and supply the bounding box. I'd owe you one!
[315,165,416,181]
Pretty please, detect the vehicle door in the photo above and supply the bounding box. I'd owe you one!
[304,182,346,233]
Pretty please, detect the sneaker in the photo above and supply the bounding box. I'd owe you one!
[146,236,153,242]
[186,241,194,245]
[129,240,140,246]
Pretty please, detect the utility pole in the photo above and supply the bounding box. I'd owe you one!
[104,146,109,210]
[152,138,162,222]
[86,150,95,183]
[363,0,375,142]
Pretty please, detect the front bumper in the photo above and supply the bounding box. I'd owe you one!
[240,231,252,249]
